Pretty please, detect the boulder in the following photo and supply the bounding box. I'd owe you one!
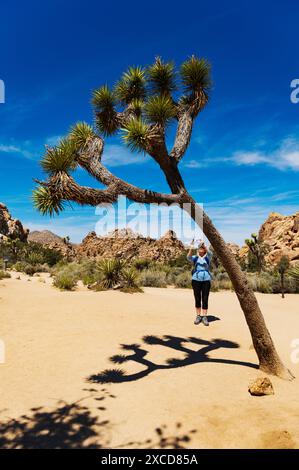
[0,203,28,242]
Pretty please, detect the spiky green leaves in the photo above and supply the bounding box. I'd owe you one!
[92,85,118,136]
[115,66,146,104]
[33,186,65,216]
[180,56,211,96]
[121,118,149,153]
[144,95,176,125]
[147,57,176,95]
[69,122,95,149]
[92,85,115,109]
[289,264,299,282]
[41,138,77,176]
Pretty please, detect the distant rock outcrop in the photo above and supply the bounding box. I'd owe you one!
[75,229,185,262]
[0,203,28,242]
[258,212,299,265]
[28,230,75,257]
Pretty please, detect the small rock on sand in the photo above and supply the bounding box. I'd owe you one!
[248,377,274,396]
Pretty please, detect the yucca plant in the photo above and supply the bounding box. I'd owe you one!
[147,57,176,95]
[92,85,118,136]
[69,122,95,149]
[33,186,65,216]
[121,118,150,152]
[121,267,140,286]
[97,258,124,289]
[180,55,211,97]
[41,138,77,176]
[144,95,176,125]
[114,66,146,104]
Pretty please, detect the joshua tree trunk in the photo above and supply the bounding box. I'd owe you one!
[164,166,293,380]
[281,273,285,299]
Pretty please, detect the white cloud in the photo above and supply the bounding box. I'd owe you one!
[231,137,299,171]
[0,143,35,159]
[185,136,299,172]
[102,144,149,167]
[184,159,204,169]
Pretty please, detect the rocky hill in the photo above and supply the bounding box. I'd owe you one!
[76,229,185,262]
[0,203,28,242]
[28,230,76,257]
[258,211,299,265]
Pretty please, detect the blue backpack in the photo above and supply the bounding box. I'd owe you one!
[191,255,210,275]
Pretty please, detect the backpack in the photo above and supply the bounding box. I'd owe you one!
[191,255,210,275]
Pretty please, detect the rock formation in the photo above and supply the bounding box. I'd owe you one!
[258,212,299,265]
[75,229,185,262]
[28,230,76,257]
[0,203,28,242]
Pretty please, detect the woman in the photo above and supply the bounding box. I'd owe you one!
[187,240,212,326]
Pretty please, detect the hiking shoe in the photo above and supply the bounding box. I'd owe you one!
[194,315,202,325]
[202,316,209,326]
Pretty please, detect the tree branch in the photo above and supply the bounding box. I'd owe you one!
[170,93,207,162]
[170,110,193,162]
[76,137,187,203]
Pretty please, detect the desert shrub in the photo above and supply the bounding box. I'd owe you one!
[24,242,62,267]
[0,270,11,279]
[174,271,191,288]
[133,258,151,271]
[139,269,167,287]
[210,279,233,291]
[272,274,299,294]
[289,264,299,284]
[247,272,273,293]
[215,271,230,282]
[166,267,188,285]
[35,263,50,273]
[210,281,219,292]
[53,269,78,290]
[12,261,36,276]
[168,253,189,268]
[97,258,124,289]
[120,267,143,293]
[75,259,99,285]
[0,239,62,267]
[121,267,140,287]
[26,252,45,266]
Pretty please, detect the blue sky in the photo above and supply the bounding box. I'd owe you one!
[0,0,298,245]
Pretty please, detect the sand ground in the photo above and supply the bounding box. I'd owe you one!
[0,272,299,449]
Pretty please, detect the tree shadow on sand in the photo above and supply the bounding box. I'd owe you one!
[0,393,198,449]
[87,335,258,384]
[121,423,198,449]
[0,396,111,449]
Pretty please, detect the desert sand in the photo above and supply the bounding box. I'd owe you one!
[0,272,299,449]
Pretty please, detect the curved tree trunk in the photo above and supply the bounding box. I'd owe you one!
[184,195,294,380]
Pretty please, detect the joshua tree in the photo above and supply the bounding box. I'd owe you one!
[245,233,269,273]
[33,56,292,379]
[277,255,290,299]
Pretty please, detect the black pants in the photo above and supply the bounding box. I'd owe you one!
[192,280,211,310]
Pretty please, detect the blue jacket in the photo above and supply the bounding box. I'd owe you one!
[187,252,212,282]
